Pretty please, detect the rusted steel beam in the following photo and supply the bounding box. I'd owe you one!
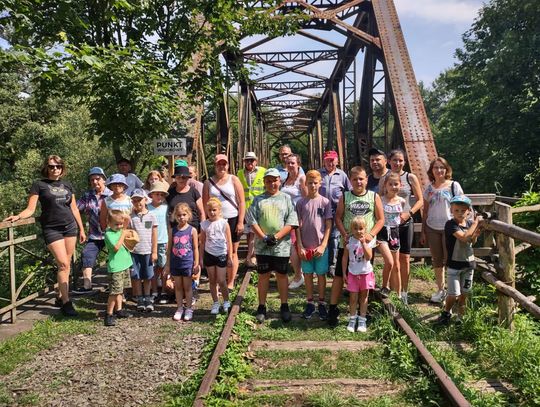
[254,59,328,82]
[244,50,339,63]
[254,80,326,91]
[332,86,347,171]
[297,30,342,48]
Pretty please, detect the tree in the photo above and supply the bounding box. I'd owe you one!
[431,0,540,195]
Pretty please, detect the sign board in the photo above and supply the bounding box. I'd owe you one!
[153,138,187,156]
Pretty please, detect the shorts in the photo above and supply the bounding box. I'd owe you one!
[256,255,289,274]
[130,253,155,280]
[227,216,241,243]
[204,251,227,268]
[425,224,446,268]
[81,239,105,268]
[108,269,132,295]
[447,267,474,296]
[377,226,400,252]
[156,243,167,268]
[398,219,413,255]
[334,248,346,277]
[347,271,376,293]
[301,248,329,275]
[43,222,78,245]
[171,267,193,277]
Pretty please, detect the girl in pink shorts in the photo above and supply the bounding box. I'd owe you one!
[342,216,376,333]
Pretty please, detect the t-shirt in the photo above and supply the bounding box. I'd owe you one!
[166,187,202,230]
[30,179,75,228]
[104,229,133,273]
[382,196,405,228]
[445,219,476,269]
[367,174,382,193]
[246,192,299,257]
[129,211,157,254]
[347,237,377,275]
[148,203,169,244]
[104,195,133,216]
[423,181,463,230]
[296,195,332,249]
[201,218,228,256]
[125,173,143,196]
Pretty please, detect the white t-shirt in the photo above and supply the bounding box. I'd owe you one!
[347,237,377,275]
[423,181,464,231]
[200,218,228,256]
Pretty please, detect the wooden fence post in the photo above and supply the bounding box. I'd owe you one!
[9,224,17,323]
[494,202,515,329]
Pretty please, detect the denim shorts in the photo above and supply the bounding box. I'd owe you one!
[447,267,474,296]
[156,243,167,268]
[81,239,105,269]
[131,253,154,280]
[301,248,329,275]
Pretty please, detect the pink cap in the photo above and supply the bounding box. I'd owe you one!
[323,150,338,160]
[215,154,228,163]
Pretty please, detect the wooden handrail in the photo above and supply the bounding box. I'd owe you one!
[483,219,540,247]
[0,217,36,230]
[511,204,540,214]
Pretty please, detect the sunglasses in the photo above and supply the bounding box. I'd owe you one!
[48,164,63,170]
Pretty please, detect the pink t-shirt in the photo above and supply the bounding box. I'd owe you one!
[296,195,332,249]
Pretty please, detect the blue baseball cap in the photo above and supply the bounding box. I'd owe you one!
[105,173,128,188]
[131,188,148,200]
[450,195,472,208]
[88,167,106,179]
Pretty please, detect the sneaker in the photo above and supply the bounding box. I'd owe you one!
[173,308,184,321]
[115,309,132,318]
[280,303,292,323]
[60,301,78,317]
[380,287,391,299]
[72,287,94,295]
[347,315,358,333]
[318,303,328,321]
[122,294,126,304]
[54,297,63,308]
[302,303,316,319]
[137,297,145,312]
[356,316,367,333]
[144,296,154,312]
[255,304,267,324]
[104,314,116,326]
[158,293,169,305]
[431,289,447,304]
[288,275,304,289]
[183,308,194,321]
[210,301,221,315]
[436,310,452,326]
[328,306,340,327]
[400,292,408,305]
[223,301,231,313]
[455,315,463,326]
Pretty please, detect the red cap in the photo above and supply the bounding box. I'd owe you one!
[215,154,228,163]
[323,150,338,160]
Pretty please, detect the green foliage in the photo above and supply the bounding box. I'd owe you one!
[427,0,540,195]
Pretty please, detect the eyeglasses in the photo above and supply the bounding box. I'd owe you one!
[48,164,63,170]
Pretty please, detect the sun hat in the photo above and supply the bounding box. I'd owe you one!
[368,147,386,157]
[244,152,257,160]
[173,166,190,177]
[450,195,472,208]
[88,167,106,179]
[105,173,128,188]
[131,188,148,200]
[215,154,228,163]
[323,150,338,160]
[123,229,140,252]
[264,168,280,178]
[148,181,169,197]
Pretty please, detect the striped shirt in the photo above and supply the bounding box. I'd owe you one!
[129,211,157,254]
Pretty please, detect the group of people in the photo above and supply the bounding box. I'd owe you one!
[4,146,481,330]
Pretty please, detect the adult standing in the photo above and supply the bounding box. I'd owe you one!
[276,145,304,183]
[367,148,389,193]
[237,152,266,267]
[3,155,86,316]
[280,154,307,289]
[74,167,111,293]
[379,149,424,304]
[421,157,463,304]
[166,165,206,231]
[318,150,352,276]
[116,157,143,196]
[203,154,246,289]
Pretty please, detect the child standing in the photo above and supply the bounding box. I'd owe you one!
[296,170,332,320]
[342,216,376,332]
[377,172,406,299]
[103,211,133,326]
[148,181,170,304]
[129,188,158,312]
[437,195,482,325]
[329,166,384,327]
[200,198,233,314]
[99,174,133,231]
[165,203,200,322]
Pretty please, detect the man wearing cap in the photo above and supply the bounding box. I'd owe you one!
[367,148,389,193]
[319,151,352,276]
[117,158,143,196]
[75,167,112,293]
[246,168,299,323]
[276,144,305,183]
[237,152,266,267]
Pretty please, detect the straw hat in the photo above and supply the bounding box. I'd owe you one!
[148,181,169,196]
[123,229,140,252]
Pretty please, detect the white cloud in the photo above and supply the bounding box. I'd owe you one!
[394,0,482,25]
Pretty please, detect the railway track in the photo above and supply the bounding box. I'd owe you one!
[191,268,472,407]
